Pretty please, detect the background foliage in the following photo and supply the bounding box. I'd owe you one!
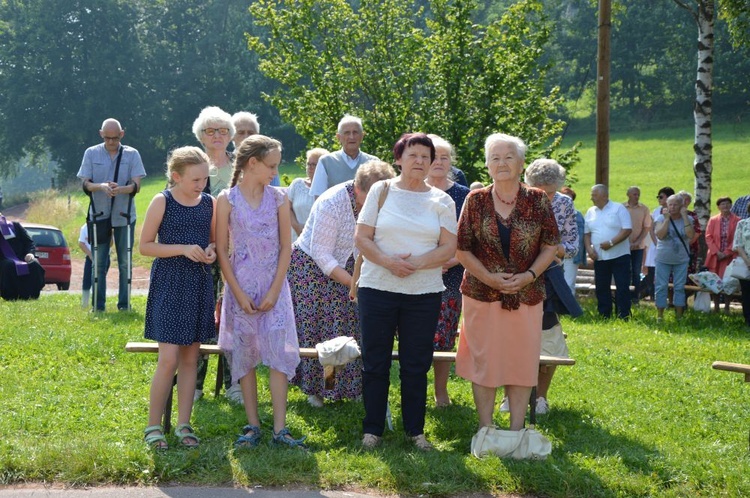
[0,0,747,187]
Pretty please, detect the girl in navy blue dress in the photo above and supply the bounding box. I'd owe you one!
[139,146,217,449]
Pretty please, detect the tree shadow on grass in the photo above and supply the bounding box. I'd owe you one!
[422,399,673,497]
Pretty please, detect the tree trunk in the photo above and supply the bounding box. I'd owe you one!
[692,0,714,232]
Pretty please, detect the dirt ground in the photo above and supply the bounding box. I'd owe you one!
[3,203,151,292]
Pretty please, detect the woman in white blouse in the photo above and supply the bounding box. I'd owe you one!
[288,148,328,239]
[288,160,395,408]
[355,133,458,451]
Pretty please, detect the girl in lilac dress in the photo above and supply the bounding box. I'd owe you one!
[216,135,305,448]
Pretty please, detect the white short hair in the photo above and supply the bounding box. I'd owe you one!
[192,106,234,143]
[232,111,260,133]
[337,114,363,134]
[484,133,527,163]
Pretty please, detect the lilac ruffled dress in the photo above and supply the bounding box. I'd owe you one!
[218,185,300,381]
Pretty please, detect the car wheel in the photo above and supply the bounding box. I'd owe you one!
[58,282,70,291]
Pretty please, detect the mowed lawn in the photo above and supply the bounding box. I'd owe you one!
[0,294,749,497]
[4,123,750,495]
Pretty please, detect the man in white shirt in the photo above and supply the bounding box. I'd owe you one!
[585,184,633,319]
[309,115,379,197]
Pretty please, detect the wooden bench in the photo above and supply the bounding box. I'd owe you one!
[712,361,750,448]
[126,341,575,431]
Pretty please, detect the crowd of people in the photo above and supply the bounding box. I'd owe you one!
[5,108,749,456]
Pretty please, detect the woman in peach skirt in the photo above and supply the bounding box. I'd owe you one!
[455,133,558,432]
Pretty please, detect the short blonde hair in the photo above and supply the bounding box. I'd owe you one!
[166,146,209,186]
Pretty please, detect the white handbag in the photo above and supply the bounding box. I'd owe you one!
[470,425,551,460]
[727,257,750,280]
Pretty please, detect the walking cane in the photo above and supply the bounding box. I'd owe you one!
[119,181,135,311]
[83,185,103,311]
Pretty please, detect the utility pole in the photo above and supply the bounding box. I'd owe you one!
[596,0,612,186]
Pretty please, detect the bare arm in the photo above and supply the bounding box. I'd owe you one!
[139,193,211,262]
[407,228,457,270]
[216,192,256,314]
[257,196,293,311]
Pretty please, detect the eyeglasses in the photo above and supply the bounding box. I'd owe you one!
[306,162,318,168]
[234,129,256,136]
[202,128,230,136]
[103,136,121,141]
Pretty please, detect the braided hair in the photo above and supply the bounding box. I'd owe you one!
[231,135,283,188]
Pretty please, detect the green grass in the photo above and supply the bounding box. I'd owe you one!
[562,121,750,212]
[1,294,749,496]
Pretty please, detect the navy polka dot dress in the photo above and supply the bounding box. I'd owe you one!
[144,190,215,345]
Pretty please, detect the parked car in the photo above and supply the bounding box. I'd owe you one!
[21,223,72,290]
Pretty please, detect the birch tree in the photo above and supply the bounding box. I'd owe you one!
[672,0,750,229]
[672,0,715,230]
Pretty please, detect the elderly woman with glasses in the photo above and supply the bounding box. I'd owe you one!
[192,106,235,196]
[288,148,329,239]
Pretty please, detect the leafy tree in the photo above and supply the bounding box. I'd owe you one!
[247,0,576,181]
[0,0,146,179]
[0,0,300,180]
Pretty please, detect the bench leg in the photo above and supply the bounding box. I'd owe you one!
[163,374,176,433]
[215,355,225,399]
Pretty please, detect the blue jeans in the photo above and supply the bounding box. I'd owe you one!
[594,254,631,319]
[629,249,644,301]
[358,287,441,437]
[93,221,134,311]
[655,260,688,309]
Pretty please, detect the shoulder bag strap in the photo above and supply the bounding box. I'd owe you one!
[669,217,692,259]
[109,146,124,213]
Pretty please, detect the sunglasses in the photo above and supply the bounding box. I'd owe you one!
[203,128,230,136]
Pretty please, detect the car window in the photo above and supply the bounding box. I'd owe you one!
[26,228,67,248]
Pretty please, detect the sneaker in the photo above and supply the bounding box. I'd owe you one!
[499,397,509,412]
[410,434,433,451]
[535,397,549,415]
[362,433,381,449]
[193,389,203,402]
[307,394,324,408]
[225,384,244,405]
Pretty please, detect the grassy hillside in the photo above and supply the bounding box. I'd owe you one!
[563,122,750,212]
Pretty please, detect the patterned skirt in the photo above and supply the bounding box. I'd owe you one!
[433,286,462,351]
[288,247,362,400]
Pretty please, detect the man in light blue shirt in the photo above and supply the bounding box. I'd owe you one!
[77,118,146,312]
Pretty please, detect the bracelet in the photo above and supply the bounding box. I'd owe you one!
[527,269,537,280]
[609,239,614,246]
